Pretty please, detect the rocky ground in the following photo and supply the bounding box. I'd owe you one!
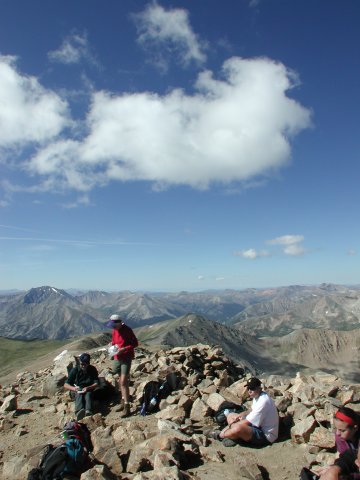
[1,341,359,480]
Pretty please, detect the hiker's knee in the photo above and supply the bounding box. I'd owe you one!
[118,375,129,388]
[224,423,252,441]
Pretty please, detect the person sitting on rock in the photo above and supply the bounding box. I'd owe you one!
[318,444,360,479]
[333,406,360,454]
[64,353,99,421]
[314,406,360,479]
[207,377,279,447]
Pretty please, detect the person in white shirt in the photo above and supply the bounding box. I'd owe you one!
[208,377,279,447]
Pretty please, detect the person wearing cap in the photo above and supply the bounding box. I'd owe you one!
[208,377,279,447]
[106,314,138,417]
[64,353,99,421]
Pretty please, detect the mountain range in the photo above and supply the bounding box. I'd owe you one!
[1,283,360,381]
[1,283,360,340]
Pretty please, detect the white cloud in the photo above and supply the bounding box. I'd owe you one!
[48,32,97,66]
[134,3,207,69]
[2,55,311,195]
[0,56,70,150]
[267,234,304,246]
[234,248,270,259]
[236,233,308,259]
[198,275,204,280]
[348,249,357,256]
[283,244,306,256]
[267,234,306,256]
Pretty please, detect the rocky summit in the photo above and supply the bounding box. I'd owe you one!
[1,342,359,480]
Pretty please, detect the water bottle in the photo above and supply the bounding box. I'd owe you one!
[150,397,157,406]
[140,403,146,416]
[224,409,230,417]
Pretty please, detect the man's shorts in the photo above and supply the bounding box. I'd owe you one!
[250,425,271,447]
[112,358,132,376]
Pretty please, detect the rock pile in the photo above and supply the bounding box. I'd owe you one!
[1,343,359,479]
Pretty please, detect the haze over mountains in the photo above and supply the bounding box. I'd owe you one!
[1,283,360,339]
[1,283,360,381]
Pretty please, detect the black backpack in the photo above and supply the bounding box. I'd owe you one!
[139,373,177,415]
[92,376,116,401]
[213,401,244,428]
[27,438,90,480]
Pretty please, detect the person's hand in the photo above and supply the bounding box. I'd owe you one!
[315,466,331,476]
[319,465,341,479]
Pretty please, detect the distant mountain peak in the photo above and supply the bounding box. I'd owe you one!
[23,286,71,304]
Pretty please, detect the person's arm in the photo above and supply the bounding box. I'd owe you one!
[319,449,358,479]
[64,369,79,393]
[230,409,251,424]
[118,329,138,354]
[64,382,80,393]
[319,465,341,479]
[84,367,99,392]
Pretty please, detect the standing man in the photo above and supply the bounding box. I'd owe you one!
[64,353,99,421]
[106,314,138,417]
[208,377,279,447]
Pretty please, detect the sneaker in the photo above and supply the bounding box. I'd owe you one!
[222,438,238,447]
[76,408,86,421]
[206,430,221,440]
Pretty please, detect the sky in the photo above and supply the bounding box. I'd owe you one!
[0,0,360,292]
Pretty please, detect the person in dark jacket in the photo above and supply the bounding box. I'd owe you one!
[318,447,360,479]
[106,314,138,417]
[315,407,360,479]
[64,353,99,421]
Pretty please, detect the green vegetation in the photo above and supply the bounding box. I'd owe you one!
[0,337,68,378]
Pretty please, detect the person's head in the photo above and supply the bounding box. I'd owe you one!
[106,314,125,331]
[246,377,262,399]
[333,406,359,441]
[79,353,91,370]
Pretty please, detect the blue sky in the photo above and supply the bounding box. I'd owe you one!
[1,0,359,292]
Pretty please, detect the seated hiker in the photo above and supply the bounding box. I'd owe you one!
[64,353,99,421]
[333,406,360,454]
[207,377,279,447]
[318,446,360,479]
[310,406,360,479]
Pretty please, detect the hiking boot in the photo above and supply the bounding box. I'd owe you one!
[120,403,131,418]
[76,408,86,421]
[222,438,238,447]
[206,430,221,440]
[85,410,93,417]
[114,400,124,412]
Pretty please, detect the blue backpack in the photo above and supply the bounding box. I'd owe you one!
[27,438,89,479]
